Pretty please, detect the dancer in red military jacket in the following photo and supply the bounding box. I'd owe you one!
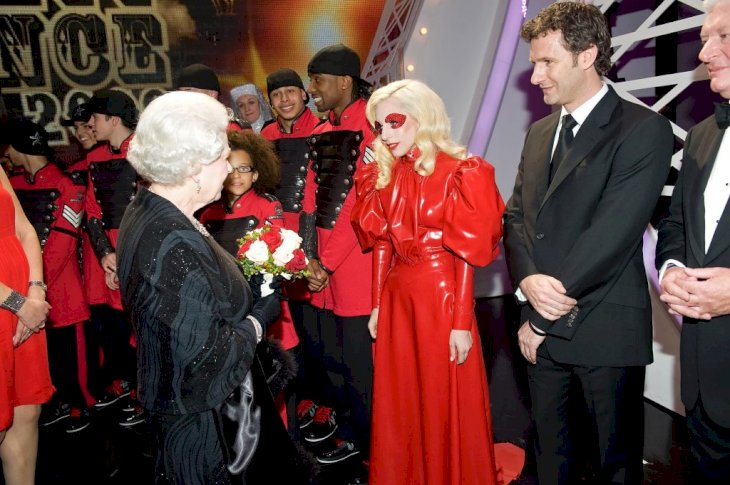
[261,68,321,233]
[260,68,325,436]
[7,119,93,434]
[200,131,298,348]
[85,90,143,427]
[299,44,374,469]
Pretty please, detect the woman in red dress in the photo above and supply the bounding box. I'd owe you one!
[351,79,506,484]
[0,148,54,482]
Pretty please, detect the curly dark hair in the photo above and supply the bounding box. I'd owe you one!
[521,1,612,76]
[227,131,280,195]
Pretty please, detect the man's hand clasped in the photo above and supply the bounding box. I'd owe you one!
[517,274,577,364]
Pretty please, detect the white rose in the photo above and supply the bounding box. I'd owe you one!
[272,229,302,266]
[245,240,270,264]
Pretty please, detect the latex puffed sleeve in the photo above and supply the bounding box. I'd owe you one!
[452,257,475,330]
[443,157,505,267]
[371,239,393,308]
[351,162,387,250]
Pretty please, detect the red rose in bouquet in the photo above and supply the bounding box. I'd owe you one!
[285,249,307,273]
[259,226,283,250]
[237,238,253,258]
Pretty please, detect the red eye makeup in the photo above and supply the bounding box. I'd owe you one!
[373,113,408,136]
[385,113,407,129]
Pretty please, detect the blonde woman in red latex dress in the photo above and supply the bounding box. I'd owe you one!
[351,79,519,484]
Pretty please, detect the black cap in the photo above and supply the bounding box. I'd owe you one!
[61,103,92,127]
[174,63,221,92]
[266,68,305,96]
[88,89,138,127]
[8,118,51,156]
[308,44,363,79]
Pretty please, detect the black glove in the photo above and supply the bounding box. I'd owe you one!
[248,274,284,301]
[248,292,281,332]
[247,275,284,331]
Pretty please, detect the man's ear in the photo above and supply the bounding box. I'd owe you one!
[580,44,598,71]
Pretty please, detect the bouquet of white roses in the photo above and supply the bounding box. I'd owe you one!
[236,224,309,296]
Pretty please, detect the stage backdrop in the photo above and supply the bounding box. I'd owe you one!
[0,0,384,148]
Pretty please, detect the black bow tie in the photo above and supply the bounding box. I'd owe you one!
[715,103,730,129]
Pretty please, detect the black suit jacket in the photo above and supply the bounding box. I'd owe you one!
[656,114,730,427]
[504,87,673,366]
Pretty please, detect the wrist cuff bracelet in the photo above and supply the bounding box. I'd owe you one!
[1,290,26,314]
[246,315,263,343]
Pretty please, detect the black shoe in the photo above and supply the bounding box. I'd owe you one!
[65,408,91,434]
[304,406,337,443]
[316,439,360,464]
[119,395,136,413]
[296,399,317,429]
[94,379,130,409]
[40,401,71,426]
[119,406,145,427]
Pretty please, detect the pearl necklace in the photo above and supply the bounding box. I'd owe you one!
[147,186,210,238]
[191,218,211,238]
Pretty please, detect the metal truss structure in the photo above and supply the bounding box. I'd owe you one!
[361,0,424,87]
[595,0,707,171]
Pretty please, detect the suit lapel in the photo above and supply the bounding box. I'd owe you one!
[697,125,730,263]
[532,113,560,208]
[540,88,620,210]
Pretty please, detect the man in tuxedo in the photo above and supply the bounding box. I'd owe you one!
[656,1,730,482]
[503,3,673,484]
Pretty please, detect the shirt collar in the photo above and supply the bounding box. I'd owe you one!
[560,83,609,127]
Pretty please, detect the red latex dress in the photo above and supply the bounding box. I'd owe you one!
[351,152,506,484]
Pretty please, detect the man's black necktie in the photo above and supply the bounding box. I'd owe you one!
[550,114,577,183]
[715,102,730,129]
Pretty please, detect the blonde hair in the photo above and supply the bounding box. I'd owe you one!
[365,79,466,188]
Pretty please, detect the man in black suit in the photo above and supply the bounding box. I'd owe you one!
[656,1,730,482]
[503,3,673,484]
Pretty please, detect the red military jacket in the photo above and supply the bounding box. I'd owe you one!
[11,163,90,327]
[261,108,321,233]
[84,136,136,310]
[199,190,299,350]
[301,98,375,316]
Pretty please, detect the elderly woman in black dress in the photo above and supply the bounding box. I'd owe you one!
[117,91,283,484]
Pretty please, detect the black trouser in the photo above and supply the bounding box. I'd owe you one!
[335,314,373,455]
[46,322,88,408]
[527,354,645,485]
[290,301,342,407]
[687,396,730,484]
[86,304,136,396]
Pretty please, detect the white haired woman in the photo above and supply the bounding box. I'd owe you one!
[117,91,284,484]
[230,84,273,133]
[351,79,523,484]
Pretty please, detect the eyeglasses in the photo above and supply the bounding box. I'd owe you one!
[230,166,254,174]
